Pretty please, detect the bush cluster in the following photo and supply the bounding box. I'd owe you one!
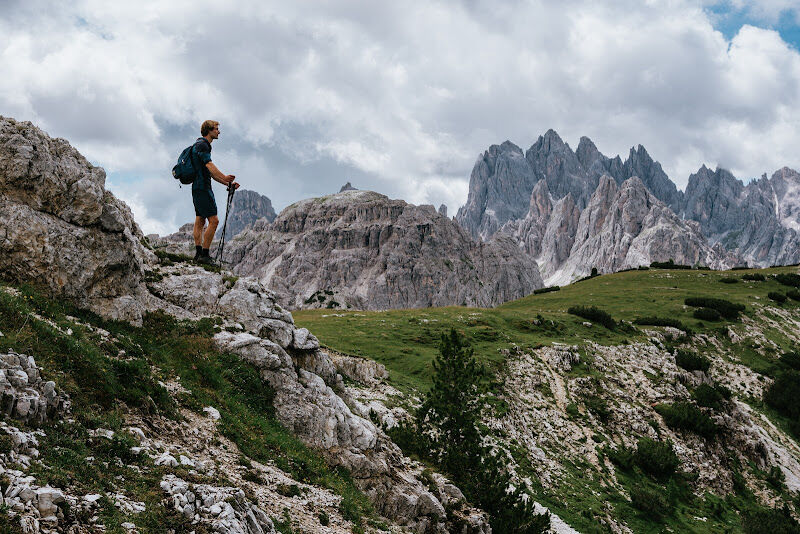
[692,384,730,409]
[741,506,800,534]
[684,296,745,319]
[655,402,719,439]
[741,273,765,281]
[674,350,710,373]
[693,307,722,321]
[718,277,739,284]
[768,292,788,304]
[650,259,692,269]
[533,286,560,295]
[567,305,617,330]
[773,273,800,288]
[630,485,668,517]
[634,438,681,479]
[764,370,800,438]
[787,289,800,301]
[607,438,680,480]
[778,352,800,370]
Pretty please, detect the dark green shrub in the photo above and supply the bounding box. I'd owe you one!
[651,259,691,269]
[787,289,800,301]
[778,352,800,370]
[693,307,722,321]
[629,485,668,517]
[718,277,739,284]
[638,265,650,270]
[684,297,745,319]
[634,438,680,479]
[567,306,617,330]
[741,506,800,534]
[318,511,330,526]
[742,273,766,281]
[768,292,788,304]
[764,370,800,421]
[692,384,725,409]
[605,445,635,471]
[773,273,800,288]
[584,395,611,423]
[533,286,560,295]
[675,350,710,373]
[655,402,719,439]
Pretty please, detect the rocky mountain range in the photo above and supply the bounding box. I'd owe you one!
[457,129,800,283]
[223,190,543,310]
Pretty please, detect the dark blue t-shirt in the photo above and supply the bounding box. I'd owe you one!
[191,137,213,191]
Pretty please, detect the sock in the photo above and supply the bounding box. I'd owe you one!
[195,245,202,258]
[202,248,210,257]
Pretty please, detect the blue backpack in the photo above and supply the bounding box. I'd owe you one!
[172,145,197,185]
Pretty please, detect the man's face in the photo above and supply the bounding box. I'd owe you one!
[210,125,220,140]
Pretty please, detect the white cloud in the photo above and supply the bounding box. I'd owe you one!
[2,0,800,232]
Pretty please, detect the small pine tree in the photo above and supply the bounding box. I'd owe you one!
[416,329,550,534]
[417,328,485,476]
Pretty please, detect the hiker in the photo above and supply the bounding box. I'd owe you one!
[192,120,239,264]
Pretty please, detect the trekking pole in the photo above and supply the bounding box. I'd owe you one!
[215,183,236,264]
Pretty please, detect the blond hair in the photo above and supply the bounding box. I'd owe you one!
[201,120,219,136]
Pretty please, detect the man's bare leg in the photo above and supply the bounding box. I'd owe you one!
[193,216,206,245]
[202,215,219,251]
[193,216,206,259]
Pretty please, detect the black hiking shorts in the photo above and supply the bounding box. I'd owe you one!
[192,189,218,218]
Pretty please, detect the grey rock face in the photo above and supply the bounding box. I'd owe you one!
[438,203,447,218]
[455,141,538,240]
[456,130,682,241]
[556,176,727,283]
[502,175,729,285]
[682,165,800,266]
[339,181,357,192]
[225,190,543,310]
[0,116,155,324]
[219,189,277,240]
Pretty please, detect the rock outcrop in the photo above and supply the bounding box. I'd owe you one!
[152,265,490,532]
[0,116,157,324]
[682,165,800,266]
[224,190,543,310]
[219,188,277,240]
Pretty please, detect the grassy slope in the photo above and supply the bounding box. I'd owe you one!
[295,267,798,394]
[294,266,800,532]
[0,280,378,533]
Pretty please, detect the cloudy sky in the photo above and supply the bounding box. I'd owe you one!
[2,0,800,234]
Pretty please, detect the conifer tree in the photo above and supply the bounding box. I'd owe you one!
[415,328,550,533]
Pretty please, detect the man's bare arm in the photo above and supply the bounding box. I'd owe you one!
[205,162,235,185]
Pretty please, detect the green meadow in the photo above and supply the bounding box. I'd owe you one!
[295,266,800,395]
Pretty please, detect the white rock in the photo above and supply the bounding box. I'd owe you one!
[155,452,178,467]
[202,407,221,420]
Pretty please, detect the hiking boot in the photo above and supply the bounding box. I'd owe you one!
[197,255,217,266]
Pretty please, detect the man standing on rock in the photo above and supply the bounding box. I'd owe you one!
[192,119,239,264]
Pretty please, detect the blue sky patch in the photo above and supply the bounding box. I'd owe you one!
[706,2,800,50]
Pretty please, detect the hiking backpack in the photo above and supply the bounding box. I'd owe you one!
[172,145,197,185]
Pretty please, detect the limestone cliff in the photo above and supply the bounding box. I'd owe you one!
[224,190,543,310]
